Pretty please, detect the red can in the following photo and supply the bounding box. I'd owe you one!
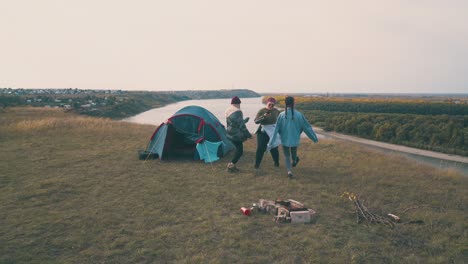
[240,207,251,216]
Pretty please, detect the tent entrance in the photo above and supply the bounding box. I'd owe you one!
[162,124,198,160]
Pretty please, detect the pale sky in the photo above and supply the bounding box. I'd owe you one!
[1,0,467,94]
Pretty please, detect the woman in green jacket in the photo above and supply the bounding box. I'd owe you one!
[225,96,251,173]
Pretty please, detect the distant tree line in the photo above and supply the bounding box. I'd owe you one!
[0,96,23,107]
[292,98,468,156]
[296,100,468,116]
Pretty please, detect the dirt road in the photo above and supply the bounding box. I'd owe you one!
[314,128,468,164]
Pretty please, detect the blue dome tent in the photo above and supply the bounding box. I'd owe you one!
[142,105,234,162]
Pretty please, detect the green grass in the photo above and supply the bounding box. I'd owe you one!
[1,107,467,263]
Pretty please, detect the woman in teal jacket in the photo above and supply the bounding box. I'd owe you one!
[270,96,318,178]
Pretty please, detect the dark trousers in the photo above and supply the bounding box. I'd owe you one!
[231,140,244,164]
[255,131,279,167]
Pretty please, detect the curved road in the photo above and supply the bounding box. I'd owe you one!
[314,128,468,165]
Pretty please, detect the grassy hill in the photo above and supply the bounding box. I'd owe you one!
[0,107,466,263]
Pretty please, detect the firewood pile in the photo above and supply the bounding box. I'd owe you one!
[251,199,316,224]
[342,192,398,228]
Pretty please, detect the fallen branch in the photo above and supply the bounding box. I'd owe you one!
[342,192,395,228]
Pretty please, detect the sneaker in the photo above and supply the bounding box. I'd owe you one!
[287,172,293,178]
[292,157,300,167]
[227,163,239,173]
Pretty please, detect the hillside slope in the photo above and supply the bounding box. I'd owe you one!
[0,107,466,263]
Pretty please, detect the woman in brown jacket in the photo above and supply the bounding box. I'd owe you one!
[253,97,280,169]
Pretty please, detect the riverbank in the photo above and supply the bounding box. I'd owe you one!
[0,88,260,119]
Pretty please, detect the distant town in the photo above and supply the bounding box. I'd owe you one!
[0,88,125,95]
[1,88,128,111]
[0,88,260,118]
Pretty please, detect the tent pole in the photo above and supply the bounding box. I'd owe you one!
[144,127,164,163]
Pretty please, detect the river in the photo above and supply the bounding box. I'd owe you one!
[124,97,468,175]
[124,97,325,138]
[124,97,265,133]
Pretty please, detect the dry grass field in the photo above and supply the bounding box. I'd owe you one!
[0,107,466,263]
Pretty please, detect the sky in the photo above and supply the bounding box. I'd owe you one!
[1,0,467,94]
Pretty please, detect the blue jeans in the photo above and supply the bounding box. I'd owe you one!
[282,146,297,172]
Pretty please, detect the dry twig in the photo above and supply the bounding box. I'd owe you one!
[342,192,395,228]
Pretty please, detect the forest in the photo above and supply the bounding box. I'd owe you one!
[297,99,468,116]
[282,97,468,156]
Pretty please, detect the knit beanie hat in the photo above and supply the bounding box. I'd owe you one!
[266,97,276,104]
[231,96,241,104]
